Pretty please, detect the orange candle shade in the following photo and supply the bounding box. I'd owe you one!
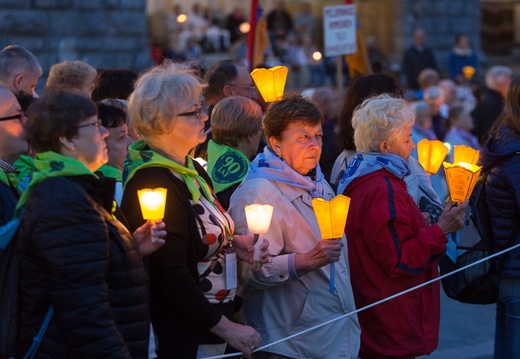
[312,195,351,240]
[453,145,480,165]
[250,66,288,102]
[417,138,449,175]
[443,162,482,203]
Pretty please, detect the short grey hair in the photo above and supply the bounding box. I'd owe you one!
[413,100,431,127]
[353,94,415,153]
[423,85,444,102]
[0,45,41,82]
[486,65,512,89]
[128,61,206,139]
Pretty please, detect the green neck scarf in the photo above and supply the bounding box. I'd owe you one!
[12,155,36,194]
[98,164,122,182]
[206,140,250,194]
[15,151,97,217]
[0,170,9,188]
[124,140,214,204]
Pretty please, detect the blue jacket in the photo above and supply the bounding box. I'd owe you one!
[481,125,520,278]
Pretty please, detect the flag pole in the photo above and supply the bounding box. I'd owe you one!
[247,0,259,71]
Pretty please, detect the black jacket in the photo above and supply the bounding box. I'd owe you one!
[0,174,18,225]
[481,126,520,279]
[17,175,149,359]
[121,163,231,358]
[401,46,437,90]
[471,88,505,146]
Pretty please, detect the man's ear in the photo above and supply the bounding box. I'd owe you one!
[14,74,24,92]
[222,84,233,97]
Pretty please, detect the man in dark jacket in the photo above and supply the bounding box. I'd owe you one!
[471,65,512,146]
[0,87,28,224]
[401,28,437,92]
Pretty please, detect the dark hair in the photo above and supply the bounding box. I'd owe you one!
[91,69,139,102]
[203,59,238,101]
[25,89,97,153]
[263,93,323,140]
[337,73,404,151]
[97,102,127,129]
[490,75,520,138]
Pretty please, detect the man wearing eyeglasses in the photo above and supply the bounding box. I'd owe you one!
[0,87,28,224]
[192,59,260,160]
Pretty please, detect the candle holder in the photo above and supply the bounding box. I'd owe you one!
[312,195,351,294]
[250,66,288,103]
[453,145,480,165]
[244,204,274,268]
[417,138,449,175]
[443,162,482,204]
[137,187,167,242]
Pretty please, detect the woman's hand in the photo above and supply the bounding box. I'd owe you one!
[232,234,270,265]
[436,198,469,235]
[295,238,343,276]
[133,219,166,256]
[210,316,262,358]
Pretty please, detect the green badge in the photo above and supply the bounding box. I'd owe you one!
[212,151,248,185]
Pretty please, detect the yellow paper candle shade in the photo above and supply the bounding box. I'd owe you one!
[137,188,168,220]
[417,138,449,175]
[454,145,480,165]
[244,204,274,234]
[250,66,288,103]
[462,66,476,80]
[443,162,482,203]
[312,195,351,240]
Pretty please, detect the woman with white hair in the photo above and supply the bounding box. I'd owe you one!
[340,94,467,359]
[120,62,267,358]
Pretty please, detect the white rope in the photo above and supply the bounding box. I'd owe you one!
[201,242,520,359]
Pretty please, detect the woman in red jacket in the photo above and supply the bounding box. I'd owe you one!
[341,94,467,359]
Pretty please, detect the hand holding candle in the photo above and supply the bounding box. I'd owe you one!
[244,204,274,268]
[312,195,351,293]
[138,187,167,243]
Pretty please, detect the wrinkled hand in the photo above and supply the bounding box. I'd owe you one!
[436,198,469,235]
[232,234,270,265]
[296,238,343,276]
[133,219,166,256]
[211,316,261,358]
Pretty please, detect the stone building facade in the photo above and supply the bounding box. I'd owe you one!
[0,0,152,93]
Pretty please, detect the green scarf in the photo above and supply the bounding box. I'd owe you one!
[124,140,213,204]
[14,151,97,217]
[12,155,36,194]
[0,170,9,188]
[98,164,122,182]
[206,140,250,194]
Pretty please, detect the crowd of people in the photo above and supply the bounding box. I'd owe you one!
[0,16,519,359]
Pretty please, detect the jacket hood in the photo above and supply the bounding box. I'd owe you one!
[481,126,520,171]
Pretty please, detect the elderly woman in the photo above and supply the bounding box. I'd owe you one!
[15,89,165,358]
[228,94,361,359]
[340,95,467,359]
[207,96,264,210]
[45,60,98,98]
[120,62,265,358]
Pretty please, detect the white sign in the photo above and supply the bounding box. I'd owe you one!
[323,4,357,57]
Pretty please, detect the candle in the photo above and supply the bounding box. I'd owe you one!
[138,188,167,220]
[244,204,274,267]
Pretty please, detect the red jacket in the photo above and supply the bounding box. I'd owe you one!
[343,169,447,359]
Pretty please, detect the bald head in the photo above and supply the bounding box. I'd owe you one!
[0,45,42,95]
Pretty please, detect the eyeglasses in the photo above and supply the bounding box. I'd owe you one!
[229,83,256,93]
[77,119,103,129]
[0,113,23,122]
[177,106,207,120]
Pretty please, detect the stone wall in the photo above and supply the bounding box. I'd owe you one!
[0,0,153,93]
